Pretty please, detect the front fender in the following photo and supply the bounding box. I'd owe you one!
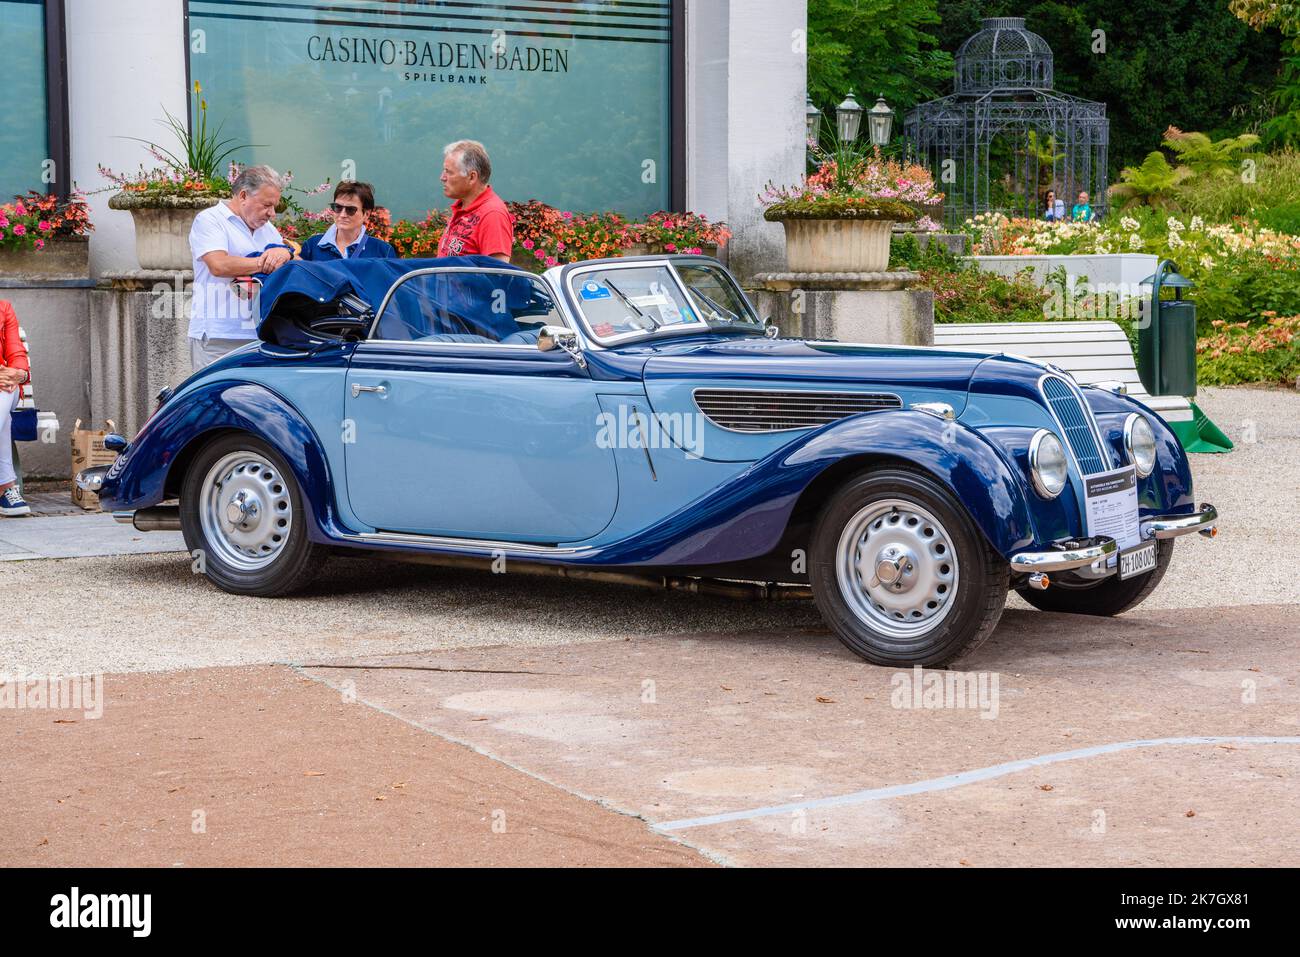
[1081,388,1195,515]
[98,381,337,538]
[783,409,1039,557]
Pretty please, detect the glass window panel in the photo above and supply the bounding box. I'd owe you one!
[0,0,49,198]
[187,0,672,219]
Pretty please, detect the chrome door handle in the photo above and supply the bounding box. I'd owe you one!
[351,383,387,398]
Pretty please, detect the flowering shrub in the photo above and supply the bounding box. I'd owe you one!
[386,210,447,258]
[1197,314,1300,385]
[625,210,731,253]
[762,147,942,223]
[0,191,94,252]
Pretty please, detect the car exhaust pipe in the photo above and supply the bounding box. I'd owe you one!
[127,506,182,532]
[1026,572,1050,590]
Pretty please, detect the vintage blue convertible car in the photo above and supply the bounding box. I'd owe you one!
[80,254,1218,666]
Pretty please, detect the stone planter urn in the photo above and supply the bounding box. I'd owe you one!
[777,217,895,273]
[108,192,222,270]
[0,235,90,280]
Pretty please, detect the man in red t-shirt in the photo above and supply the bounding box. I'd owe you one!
[437,140,514,262]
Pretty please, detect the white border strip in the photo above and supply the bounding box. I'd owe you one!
[655,736,1300,832]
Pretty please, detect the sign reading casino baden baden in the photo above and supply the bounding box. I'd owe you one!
[308,34,571,84]
[189,0,672,218]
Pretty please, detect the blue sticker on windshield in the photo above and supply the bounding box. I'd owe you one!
[580,281,611,301]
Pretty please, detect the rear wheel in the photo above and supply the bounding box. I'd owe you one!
[1016,540,1174,616]
[809,467,1009,666]
[180,433,325,596]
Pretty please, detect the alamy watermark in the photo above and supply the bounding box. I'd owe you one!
[0,672,104,720]
[890,665,999,720]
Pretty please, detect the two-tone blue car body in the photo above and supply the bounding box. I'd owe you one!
[82,254,1218,665]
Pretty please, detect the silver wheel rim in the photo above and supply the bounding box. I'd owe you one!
[198,451,293,571]
[835,498,960,641]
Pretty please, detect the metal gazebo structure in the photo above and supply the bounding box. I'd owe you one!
[905,17,1109,226]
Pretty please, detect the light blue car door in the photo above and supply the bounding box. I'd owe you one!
[342,269,619,543]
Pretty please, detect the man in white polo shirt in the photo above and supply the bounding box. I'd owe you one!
[188,164,295,370]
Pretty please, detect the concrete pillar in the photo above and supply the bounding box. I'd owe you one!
[750,272,935,347]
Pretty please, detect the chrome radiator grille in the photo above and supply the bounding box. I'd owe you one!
[693,388,902,432]
[1041,375,1108,474]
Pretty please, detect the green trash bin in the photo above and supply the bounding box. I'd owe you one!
[1137,260,1197,398]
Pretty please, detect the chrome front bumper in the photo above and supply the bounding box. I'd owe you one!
[1011,504,1219,576]
[1010,536,1118,573]
[1141,503,1218,540]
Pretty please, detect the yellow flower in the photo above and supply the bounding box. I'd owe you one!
[201,100,207,112]
[193,80,202,94]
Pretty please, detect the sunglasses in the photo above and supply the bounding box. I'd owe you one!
[329,202,362,216]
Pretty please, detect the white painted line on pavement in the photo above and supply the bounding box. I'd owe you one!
[654,736,1300,832]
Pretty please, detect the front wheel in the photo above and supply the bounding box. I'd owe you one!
[180,433,326,596]
[1015,539,1174,616]
[809,467,1010,667]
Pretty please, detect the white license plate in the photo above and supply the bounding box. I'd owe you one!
[1118,541,1158,580]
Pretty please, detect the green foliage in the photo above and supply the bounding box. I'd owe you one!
[1197,314,1300,385]
[928,1,1283,176]
[1109,152,1191,210]
[889,232,962,270]
[807,0,953,127]
[923,263,1051,323]
[1251,200,1300,234]
[1162,127,1261,178]
[126,82,259,181]
[1192,256,1300,333]
[1176,150,1300,221]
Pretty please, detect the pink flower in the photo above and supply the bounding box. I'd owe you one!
[14,202,26,216]
[13,224,25,236]
[545,256,558,267]
[521,238,534,249]
[534,248,545,259]
[561,211,573,220]
[556,241,566,252]
[664,242,677,252]
[34,238,44,249]
[38,220,52,232]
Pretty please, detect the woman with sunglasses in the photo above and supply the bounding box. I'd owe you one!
[299,182,398,260]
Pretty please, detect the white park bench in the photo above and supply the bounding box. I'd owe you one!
[933,320,1194,426]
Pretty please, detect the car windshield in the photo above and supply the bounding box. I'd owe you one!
[569,260,762,344]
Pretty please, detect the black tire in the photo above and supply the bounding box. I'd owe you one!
[1016,539,1174,616]
[809,467,1010,667]
[180,432,326,596]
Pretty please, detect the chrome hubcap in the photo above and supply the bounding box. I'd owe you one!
[199,452,293,571]
[836,498,960,640]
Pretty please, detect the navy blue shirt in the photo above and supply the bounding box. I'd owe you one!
[299,225,398,261]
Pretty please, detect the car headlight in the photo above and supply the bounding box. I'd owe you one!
[1124,413,1157,478]
[1028,429,1069,499]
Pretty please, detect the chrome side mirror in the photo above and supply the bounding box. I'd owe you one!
[537,325,586,368]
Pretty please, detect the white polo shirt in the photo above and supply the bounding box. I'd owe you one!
[188,200,285,340]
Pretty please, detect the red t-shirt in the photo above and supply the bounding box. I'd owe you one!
[437,186,514,258]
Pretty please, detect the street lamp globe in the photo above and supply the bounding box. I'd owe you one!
[868,96,895,148]
[805,94,822,144]
[835,89,863,142]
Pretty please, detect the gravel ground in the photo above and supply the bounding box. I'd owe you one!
[2,385,1293,675]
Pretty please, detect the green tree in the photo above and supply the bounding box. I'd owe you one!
[928,1,1283,174]
[1162,126,1261,177]
[807,0,953,131]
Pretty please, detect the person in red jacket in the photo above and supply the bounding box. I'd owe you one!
[0,300,33,516]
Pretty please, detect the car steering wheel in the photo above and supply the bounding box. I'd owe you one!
[306,315,370,341]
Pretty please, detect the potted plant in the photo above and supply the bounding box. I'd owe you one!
[0,190,94,279]
[762,141,943,273]
[101,82,254,270]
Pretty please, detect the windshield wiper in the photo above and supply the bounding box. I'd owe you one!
[605,279,660,330]
[685,283,742,323]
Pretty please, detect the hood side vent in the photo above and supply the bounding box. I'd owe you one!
[693,388,902,433]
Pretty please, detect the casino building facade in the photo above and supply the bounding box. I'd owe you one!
[2,0,806,279]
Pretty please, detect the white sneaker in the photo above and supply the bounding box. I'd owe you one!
[0,487,31,517]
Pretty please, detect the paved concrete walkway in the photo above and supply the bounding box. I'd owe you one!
[0,511,185,561]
